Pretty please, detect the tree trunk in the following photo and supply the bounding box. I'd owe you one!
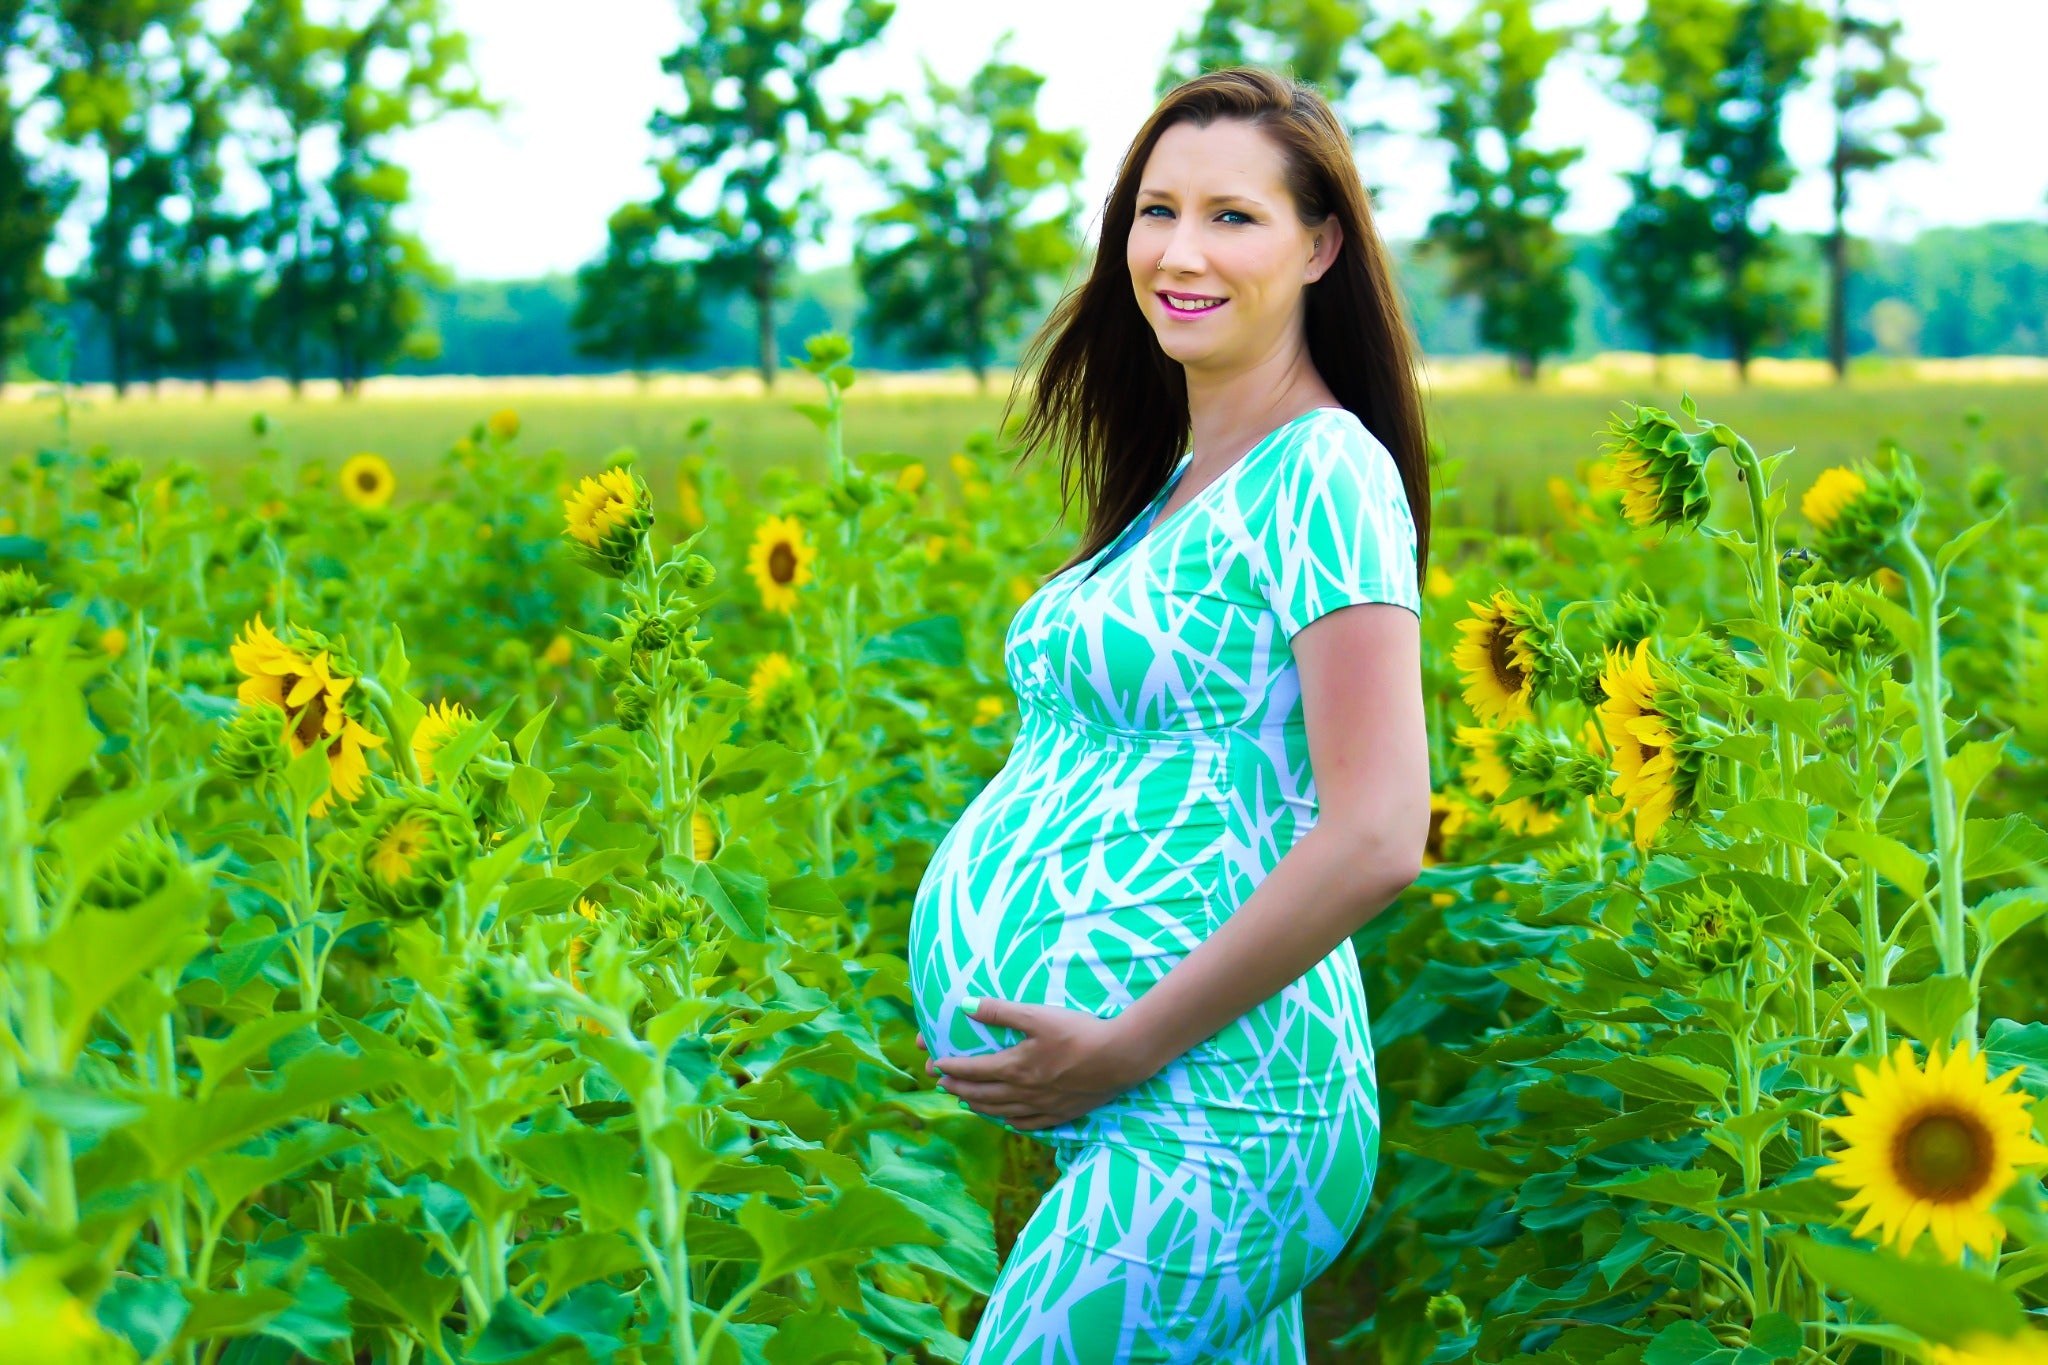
[1827,2,1851,383]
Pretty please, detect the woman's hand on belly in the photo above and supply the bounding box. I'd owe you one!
[923,997,1159,1131]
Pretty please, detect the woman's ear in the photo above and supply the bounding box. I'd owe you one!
[1308,218,1345,283]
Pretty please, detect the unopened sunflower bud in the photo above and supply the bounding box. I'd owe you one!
[1593,587,1662,653]
[96,459,143,500]
[614,681,654,731]
[1967,462,2008,514]
[1492,535,1540,577]
[0,567,48,616]
[80,828,184,911]
[673,656,711,689]
[1822,725,1856,754]
[1660,886,1763,975]
[678,553,716,588]
[1804,582,1900,667]
[626,610,672,654]
[458,959,523,1050]
[1778,546,1823,587]
[1426,1293,1470,1334]
[211,701,293,780]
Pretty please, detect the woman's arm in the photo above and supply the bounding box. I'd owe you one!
[929,599,1431,1128]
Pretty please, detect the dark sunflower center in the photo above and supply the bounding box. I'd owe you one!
[289,692,326,749]
[357,471,379,491]
[1488,624,1527,694]
[1896,1109,1994,1200]
[768,542,797,584]
[1425,806,1447,859]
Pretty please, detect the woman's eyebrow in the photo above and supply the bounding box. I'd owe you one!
[1135,188,1268,209]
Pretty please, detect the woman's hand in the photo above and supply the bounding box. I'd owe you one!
[918,998,1161,1131]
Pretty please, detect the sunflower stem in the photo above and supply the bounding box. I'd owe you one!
[1897,534,1972,1040]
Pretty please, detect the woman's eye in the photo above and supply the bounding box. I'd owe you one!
[1220,210,1251,224]
[1141,205,1172,219]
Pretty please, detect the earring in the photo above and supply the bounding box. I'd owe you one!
[1157,256,1166,272]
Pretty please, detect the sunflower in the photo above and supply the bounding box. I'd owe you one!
[1594,639,1701,847]
[1425,565,1457,600]
[1932,1331,2048,1364]
[563,468,653,575]
[566,896,603,979]
[1008,574,1040,606]
[1454,725,1562,837]
[230,617,385,817]
[678,478,704,529]
[1422,790,1473,866]
[747,651,795,709]
[540,633,573,669]
[924,534,948,564]
[340,454,396,510]
[897,462,927,495]
[746,515,816,613]
[486,409,520,443]
[412,699,476,783]
[692,810,717,861]
[367,811,432,884]
[99,626,127,657]
[1801,466,1868,532]
[1596,401,1714,532]
[973,695,1005,726]
[1819,1040,2048,1264]
[1451,591,1546,726]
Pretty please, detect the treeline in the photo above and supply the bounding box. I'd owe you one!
[27,221,2048,386]
[0,0,2022,398]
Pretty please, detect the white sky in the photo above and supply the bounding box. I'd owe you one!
[38,0,2048,280]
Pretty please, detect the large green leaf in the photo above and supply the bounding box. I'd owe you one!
[1586,1054,1730,1106]
[1784,1234,2029,1345]
[734,1185,945,1283]
[503,1128,645,1234]
[1866,976,1975,1049]
[1573,1166,1724,1213]
[314,1222,460,1339]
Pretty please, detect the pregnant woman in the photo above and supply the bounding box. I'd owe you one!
[907,66,1433,1363]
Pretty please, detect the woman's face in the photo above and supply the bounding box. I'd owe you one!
[1126,117,1341,376]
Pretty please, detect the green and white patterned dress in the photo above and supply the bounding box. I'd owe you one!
[909,405,1422,1363]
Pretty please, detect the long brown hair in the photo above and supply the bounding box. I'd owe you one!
[1002,66,1432,583]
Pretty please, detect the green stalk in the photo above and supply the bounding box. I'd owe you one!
[1896,537,1969,1030]
[1845,667,1889,1057]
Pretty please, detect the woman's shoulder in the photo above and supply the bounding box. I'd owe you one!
[1262,405,1402,495]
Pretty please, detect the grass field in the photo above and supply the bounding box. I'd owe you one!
[4,354,2043,530]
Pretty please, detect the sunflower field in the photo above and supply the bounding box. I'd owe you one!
[2,333,2047,1365]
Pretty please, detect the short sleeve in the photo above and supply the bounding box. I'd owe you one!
[1254,412,1421,639]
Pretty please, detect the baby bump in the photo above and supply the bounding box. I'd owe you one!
[909,797,1224,1056]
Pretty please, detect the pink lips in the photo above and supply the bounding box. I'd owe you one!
[1157,291,1227,319]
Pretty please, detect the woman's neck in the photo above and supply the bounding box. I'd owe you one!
[1181,340,1336,472]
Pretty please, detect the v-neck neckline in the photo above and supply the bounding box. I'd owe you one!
[1080,406,1341,583]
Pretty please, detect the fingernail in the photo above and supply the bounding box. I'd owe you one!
[961,996,981,1014]
[926,1060,938,1074]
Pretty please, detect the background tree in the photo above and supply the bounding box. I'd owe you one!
[0,0,78,394]
[1611,0,1829,382]
[318,0,492,393]
[46,0,193,396]
[1157,0,1376,97]
[1823,0,1941,381]
[571,201,703,386]
[853,39,1084,392]
[1601,167,1718,382]
[1381,0,1593,382]
[641,0,894,390]
[156,17,257,393]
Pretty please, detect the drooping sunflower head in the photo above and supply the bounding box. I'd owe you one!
[1593,586,1663,654]
[1451,590,1555,727]
[1597,401,1714,532]
[1423,790,1473,866]
[746,515,817,614]
[229,617,384,816]
[486,408,520,444]
[1802,460,1923,581]
[1820,1040,2048,1264]
[412,699,477,784]
[339,453,396,510]
[692,809,718,861]
[1594,640,1703,848]
[344,787,481,922]
[563,467,654,576]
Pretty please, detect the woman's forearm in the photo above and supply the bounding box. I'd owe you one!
[1107,817,1421,1078]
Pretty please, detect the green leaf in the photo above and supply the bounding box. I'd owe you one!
[763,1308,886,1365]
[499,878,584,917]
[769,874,847,918]
[530,1234,643,1312]
[425,699,514,786]
[513,701,554,765]
[48,777,201,889]
[139,1050,379,1178]
[1976,889,2048,957]
[856,615,965,669]
[1717,1175,1846,1223]
[97,1275,189,1358]
[1946,733,2010,821]
[1936,508,2004,580]
[1784,1233,2029,1346]
[282,739,332,822]
[195,1124,362,1221]
[1721,798,1818,850]
[1587,1055,1731,1106]
[1867,975,1975,1049]
[503,1129,646,1235]
[1965,815,2048,880]
[1573,1166,1725,1213]
[42,883,210,1066]
[1824,829,1929,899]
[735,1185,946,1283]
[315,1223,460,1340]
[187,1011,318,1099]
[1644,1319,1727,1365]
